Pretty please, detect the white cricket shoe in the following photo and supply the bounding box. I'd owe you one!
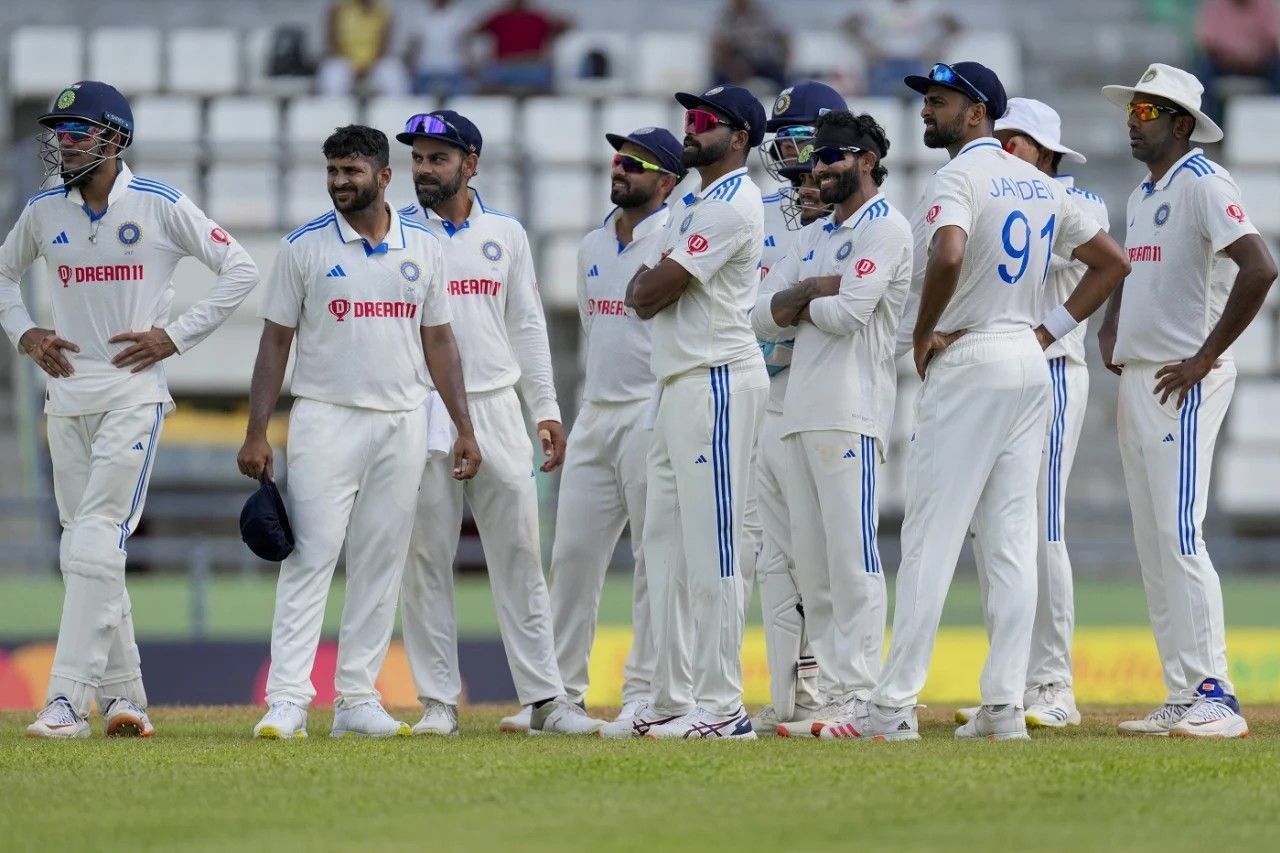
[253,701,308,739]
[776,698,842,738]
[645,706,756,740]
[330,700,410,738]
[103,698,155,737]
[614,699,646,723]
[498,705,531,733]
[1169,679,1248,739]
[954,706,979,724]
[956,704,1031,741]
[815,698,921,741]
[411,700,458,736]
[26,697,90,739]
[530,697,605,735]
[750,704,784,736]
[598,702,683,738]
[1117,703,1192,736]
[1024,684,1081,728]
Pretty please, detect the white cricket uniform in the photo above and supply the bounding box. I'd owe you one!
[754,194,912,704]
[259,206,448,709]
[1113,149,1256,702]
[871,138,1101,708]
[398,189,565,707]
[645,167,769,717]
[0,164,258,716]
[547,205,664,705]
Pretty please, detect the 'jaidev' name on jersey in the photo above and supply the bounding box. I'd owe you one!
[988,177,1058,201]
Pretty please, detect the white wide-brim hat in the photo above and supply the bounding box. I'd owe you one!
[993,97,1087,163]
[1101,62,1223,143]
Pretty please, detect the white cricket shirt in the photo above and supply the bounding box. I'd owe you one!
[761,188,794,275]
[914,138,1102,335]
[1043,176,1111,365]
[1114,149,1259,365]
[260,205,450,412]
[400,189,561,423]
[651,167,767,381]
[0,162,259,416]
[755,188,801,413]
[576,205,664,403]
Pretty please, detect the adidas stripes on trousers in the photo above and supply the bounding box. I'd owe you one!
[1117,360,1236,701]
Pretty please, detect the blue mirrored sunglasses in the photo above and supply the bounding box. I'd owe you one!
[404,113,462,141]
[928,63,988,104]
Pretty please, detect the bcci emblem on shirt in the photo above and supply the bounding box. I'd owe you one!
[481,240,503,262]
[117,221,142,246]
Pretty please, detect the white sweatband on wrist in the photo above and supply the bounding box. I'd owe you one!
[1041,305,1079,341]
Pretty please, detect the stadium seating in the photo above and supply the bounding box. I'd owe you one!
[88,27,163,95]
[597,98,680,159]
[443,96,518,156]
[537,235,585,312]
[284,96,361,160]
[166,28,241,96]
[524,96,596,165]
[9,27,83,100]
[367,95,438,146]
[552,30,633,97]
[206,163,280,229]
[130,95,203,158]
[632,32,710,97]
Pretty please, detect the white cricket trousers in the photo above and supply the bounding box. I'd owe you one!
[265,398,427,708]
[647,360,767,717]
[975,356,1089,690]
[783,429,887,703]
[401,386,564,706]
[1118,361,1235,701]
[548,398,653,705]
[871,329,1050,708]
[46,402,165,715]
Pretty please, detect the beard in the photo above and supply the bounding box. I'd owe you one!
[330,182,380,214]
[682,134,731,168]
[923,112,966,149]
[415,164,465,209]
[610,178,655,209]
[818,168,862,205]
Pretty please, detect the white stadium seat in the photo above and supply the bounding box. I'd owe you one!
[944,31,1023,96]
[283,163,336,227]
[1217,446,1280,516]
[632,32,710,97]
[523,96,595,165]
[284,96,361,159]
[553,30,631,97]
[1225,96,1280,167]
[529,167,597,232]
[206,163,280,229]
[367,96,438,148]
[207,96,281,160]
[442,96,518,157]
[790,30,864,84]
[166,28,240,96]
[1227,380,1280,445]
[537,235,585,311]
[88,27,162,95]
[129,96,203,159]
[10,27,84,99]
[1232,311,1276,376]
[1234,168,1280,236]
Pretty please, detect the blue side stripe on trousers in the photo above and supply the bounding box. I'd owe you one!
[860,434,881,574]
[1178,383,1201,555]
[710,366,734,577]
[1046,357,1068,542]
[118,403,162,550]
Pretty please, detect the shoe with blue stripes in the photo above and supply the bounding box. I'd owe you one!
[1023,684,1081,728]
[26,696,90,739]
[1169,679,1248,739]
[645,706,757,740]
[1117,702,1192,736]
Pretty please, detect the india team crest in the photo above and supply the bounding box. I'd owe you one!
[400,260,421,282]
[482,240,503,262]
[55,86,77,109]
[679,213,694,234]
[1154,203,1171,226]
[774,88,793,116]
[835,240,853,261]
[117,222,142,246]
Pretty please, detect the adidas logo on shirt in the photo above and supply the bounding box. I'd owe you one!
[694,454,708,464]
[1162,433,1175,443]
[586,265,599,278]
[842,449,856,459]
[802,249,815,262]
[764,235,777,248]
[326,265,347,278]
[52,231,70,245]
[131,442,144,451]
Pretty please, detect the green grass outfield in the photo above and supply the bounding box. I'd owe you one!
[2,575,1280,638]
[0,706,1276,852]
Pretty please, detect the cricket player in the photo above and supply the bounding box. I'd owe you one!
[241,125,477,739]
[752,111,912,738]
[824,62,1128,741]
[545,127,685,723]
[602,84,769,740]
[956,98,1112,729]
[1098,64,1275,738]
[0,81,259,738]
[747,83,847,736]
[395,111,604,736]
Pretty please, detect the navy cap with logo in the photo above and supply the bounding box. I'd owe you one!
[395,109,483,155]
[675,85,768,148]
[605,126,687,177]
[38,80,134,146]
[904,61,1008,122]
[767,81,847,131]
[240,477,295,562]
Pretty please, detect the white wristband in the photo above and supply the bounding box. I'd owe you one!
[1040,304,1078,342]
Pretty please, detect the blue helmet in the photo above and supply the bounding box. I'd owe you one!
[37,81,134,187]
[759,81,848,182]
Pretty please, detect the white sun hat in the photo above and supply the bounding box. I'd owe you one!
[993,97,1087,164]
[1101,62,1223,143]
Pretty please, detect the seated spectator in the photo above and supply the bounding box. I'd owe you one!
[710,0,791,92]
[407,0,476,97]
[1196,0,1280,124]
[844,0,961,97]
[473,0,571,95]
[317,0,410,95]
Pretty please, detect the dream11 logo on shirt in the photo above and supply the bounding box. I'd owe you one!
[329,298,352,321]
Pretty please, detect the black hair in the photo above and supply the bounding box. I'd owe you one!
[1050,151,1064,173]
[813,110,890,187]
[322,124,389,169]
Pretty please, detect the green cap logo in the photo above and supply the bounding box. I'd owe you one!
[55,88,76,109]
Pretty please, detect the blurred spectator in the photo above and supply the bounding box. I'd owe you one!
[407,0,476,97]
[1196,0,1280,123]
[317,0,409,95]
[844,0,961,97]
[473,0,571,95]
[710,0,791,91]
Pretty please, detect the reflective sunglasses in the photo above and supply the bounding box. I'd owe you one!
[799,144,864,165]
[612,152,668,174]
[403,113,466,144]
[1127,102,1184,122]
[52,121,96,142]
[926,63,988,104]
[685,108,738,135]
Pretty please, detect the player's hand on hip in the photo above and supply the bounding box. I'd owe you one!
[1033,325,1054,351]
[912,330,965,381]
[451,433,482,481]
[1097,328,1122,375]
[1153,354,1219,408]
[109,326,178,373]
[19,327,79,378]
[537,420,566,472]
[237,434,274,482]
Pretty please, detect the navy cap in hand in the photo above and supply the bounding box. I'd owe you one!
[605,126,687,177]
[395,109,483,155]
[767,81,847,131]
[904,62,1008,122]
[240,478,295,562]
[675,84,767,148]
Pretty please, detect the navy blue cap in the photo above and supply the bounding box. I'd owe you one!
[240,479,294,562]
[605,126,687,177]
[395,109,483,155]
[38,81,134,146]
[675,85,767,148]
[904,62,1008,122]
[767,81,847,131]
